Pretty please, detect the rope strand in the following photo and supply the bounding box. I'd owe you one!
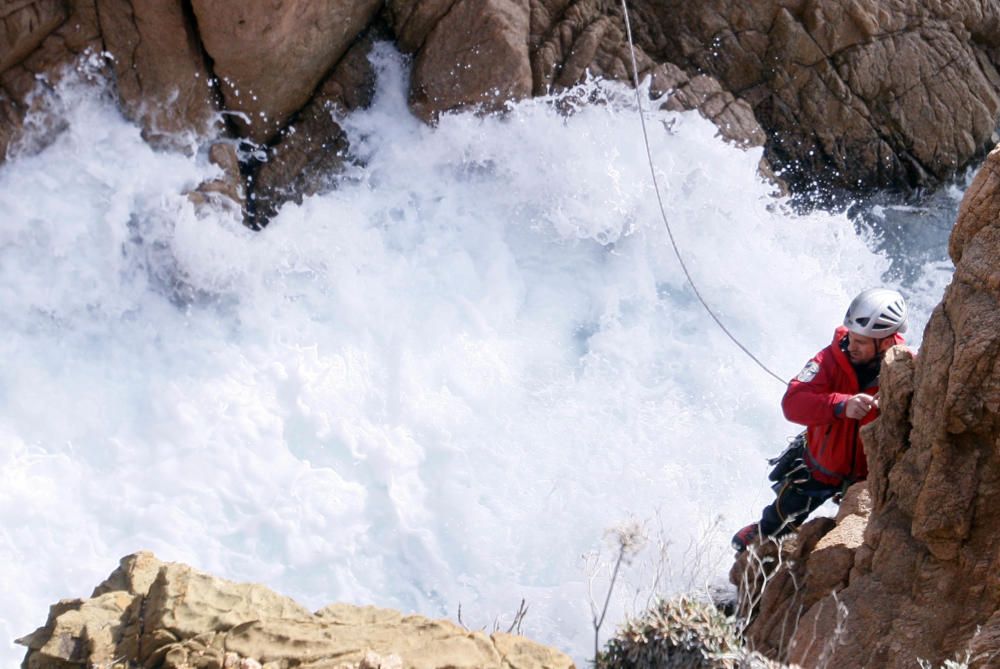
[619,0,787,386]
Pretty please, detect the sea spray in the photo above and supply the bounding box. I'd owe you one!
[0,45,949,664]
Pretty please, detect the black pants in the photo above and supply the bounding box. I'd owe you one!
[759,476,840,538]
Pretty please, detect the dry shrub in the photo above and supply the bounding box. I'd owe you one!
[596,595,791,669]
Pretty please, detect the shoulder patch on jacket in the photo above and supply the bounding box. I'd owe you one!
[796,360,820,382]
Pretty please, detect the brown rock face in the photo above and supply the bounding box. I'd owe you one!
[0,0,69,74]
[733,145,1000,667]
[6,0,1000,220]
[805,143,1000,669]
[251,21,388,224]
[390,0,766,148]
[406,0,533,122]
[18,551,576,669]
[629,0,1000,193]
[730,485,869,660]
[96,0,219,147]
[531,0,765,148]
[0,0,102,159]
[189,0,383,145]
[187,142,245,213]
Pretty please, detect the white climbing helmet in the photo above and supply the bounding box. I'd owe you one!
[843,288,908,338]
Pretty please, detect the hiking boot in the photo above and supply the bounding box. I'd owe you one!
[731,524,759,553]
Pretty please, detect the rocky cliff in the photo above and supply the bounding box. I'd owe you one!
[732,142,1000,668]
[628,0,1000,195]
[5,1,1000,224]
[17,551,575,669]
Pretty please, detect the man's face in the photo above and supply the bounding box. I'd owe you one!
[846,331,888,365]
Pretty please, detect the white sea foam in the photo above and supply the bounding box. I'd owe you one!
[0,46,950,664]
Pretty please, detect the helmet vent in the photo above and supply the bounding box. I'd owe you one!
[855,317,870,326]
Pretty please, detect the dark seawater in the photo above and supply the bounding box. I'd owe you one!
[850,170,974,286]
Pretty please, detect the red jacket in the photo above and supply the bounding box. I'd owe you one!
[781,326,904,486]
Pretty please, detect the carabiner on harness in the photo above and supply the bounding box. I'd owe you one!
[768,431,810,493]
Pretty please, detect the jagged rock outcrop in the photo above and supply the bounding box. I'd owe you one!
[388,0,765,148]
[424,0,532,118]
[6,0,1000,221]
[18,551,576,669]
[732,143,1000,667]
[535,0,766,148]
[0,0,765,220]
[250,20,388,223]
[390,0,1000,193]
[729,484,869,661]
[187,142,244,212]
[1,0,102,158]
[96,0,218,147]
[187,0,383,146]
[628,0,1000,194]
[0,0,69,74]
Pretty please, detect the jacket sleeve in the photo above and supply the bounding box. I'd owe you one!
[782,351,854,426]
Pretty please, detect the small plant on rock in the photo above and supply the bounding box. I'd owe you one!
[596,595,786,669]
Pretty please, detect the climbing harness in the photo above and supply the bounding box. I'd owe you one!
[767,431,808,488]
[618,0,787,386]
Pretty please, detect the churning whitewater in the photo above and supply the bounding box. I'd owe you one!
[0,47,951,665]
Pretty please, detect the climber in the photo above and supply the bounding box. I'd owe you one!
[731,288,908,553]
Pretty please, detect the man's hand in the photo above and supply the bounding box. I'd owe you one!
[845,393,877,419]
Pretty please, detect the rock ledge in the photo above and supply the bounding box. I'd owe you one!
[18,551,574,669]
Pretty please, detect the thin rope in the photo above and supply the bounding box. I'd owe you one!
[618,0,787,386]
